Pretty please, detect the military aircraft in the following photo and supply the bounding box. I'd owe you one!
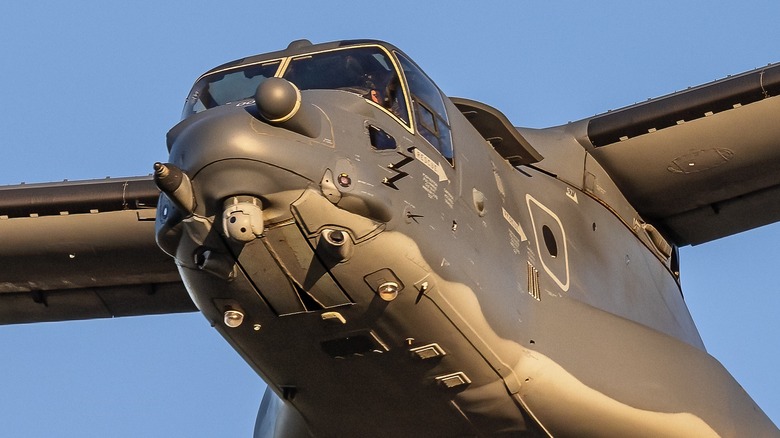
[2,38,779,437]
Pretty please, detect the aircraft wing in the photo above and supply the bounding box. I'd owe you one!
[0,177,194,324]
[574,62,780,246]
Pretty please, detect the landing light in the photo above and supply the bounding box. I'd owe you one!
[377,281,399,301]
[223,309,245,328]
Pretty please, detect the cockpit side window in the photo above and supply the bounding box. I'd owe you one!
[183,61,281,118]
[396,53,453,165]
[282,47,409,124]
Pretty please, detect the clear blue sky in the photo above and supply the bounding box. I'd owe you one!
[1,2,779,436]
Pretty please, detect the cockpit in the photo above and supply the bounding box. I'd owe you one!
[182,41,454,163]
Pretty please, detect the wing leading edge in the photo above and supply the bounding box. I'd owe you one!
[0,177,194,324]
[574,62,780,245]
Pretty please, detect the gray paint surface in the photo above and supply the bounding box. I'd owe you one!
[157,41,777,436]
[1,3,780,436]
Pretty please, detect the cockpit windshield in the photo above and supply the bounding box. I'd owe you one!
[182,42,458,165]
[183,61,281,117]
[282,47,409,123]
[182,46,409,125]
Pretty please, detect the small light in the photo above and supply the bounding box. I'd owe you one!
[338,173,351,187]
[253,324,262,331]
[224,309,245,328]
[377,281,399,301]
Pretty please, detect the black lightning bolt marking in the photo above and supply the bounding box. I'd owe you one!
[382,150,415,190]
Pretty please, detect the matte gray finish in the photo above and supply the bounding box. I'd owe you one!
[255,77,301,122]
[157,40,777,436]
[573,65,780,245]
[0,178,194,324]
[586,62,780,147]
[450,97,543,166]
[2,39,779,436]
[0,176,159,218]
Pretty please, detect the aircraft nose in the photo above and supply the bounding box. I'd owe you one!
[165,101,330,185]
[164,92,400,224]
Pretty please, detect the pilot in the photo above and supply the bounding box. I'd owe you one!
[342,53,387,105]
[338,51,407,122]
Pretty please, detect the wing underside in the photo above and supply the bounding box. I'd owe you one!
[575,62,780,245]
[0,177,194,324]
